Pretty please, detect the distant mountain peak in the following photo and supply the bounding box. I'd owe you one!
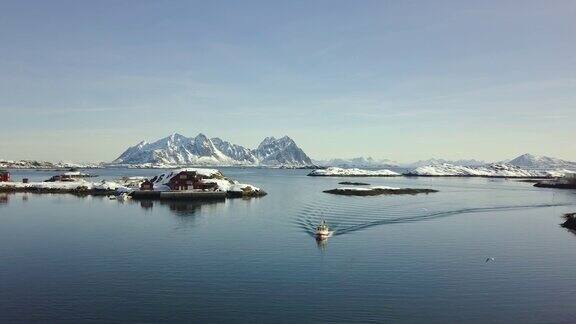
[258,136,278,148]
[405,158,486,168]
[314,156,399,169]
[112,133,312,167]
[507,153,576,170]
[254,136,312,166]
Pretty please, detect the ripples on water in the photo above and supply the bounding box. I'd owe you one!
[3,168,576,322]
[295,183,574,237]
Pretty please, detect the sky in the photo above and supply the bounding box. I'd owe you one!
[0,0,575,163]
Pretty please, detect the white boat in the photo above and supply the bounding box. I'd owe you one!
[117,193,131,202]
[315,220,331,239]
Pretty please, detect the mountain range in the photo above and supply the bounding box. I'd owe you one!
[111,133,313,167]
[313,157,399,169]
[313,154,576,172]
[505,153,576,171]
[405,158,487,168]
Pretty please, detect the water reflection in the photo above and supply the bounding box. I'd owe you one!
[315,236,329,252]
[0,192,31,205]
[136,199,227,217]
[139,200,154,210]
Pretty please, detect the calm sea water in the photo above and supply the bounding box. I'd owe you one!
[1,168,576,323]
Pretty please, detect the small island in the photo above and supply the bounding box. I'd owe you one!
[0,168,266,200]
[338,181,370,186]
[533,174,576,189]
[324,186,438,196]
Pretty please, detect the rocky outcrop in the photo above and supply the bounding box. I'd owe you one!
[323,186,438,196]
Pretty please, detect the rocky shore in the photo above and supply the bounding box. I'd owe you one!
[534,181,576,189]
[0,168,267,200]
[0,185,117,196]
[561,213,576,231]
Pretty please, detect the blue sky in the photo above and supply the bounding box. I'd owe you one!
[0,0,574,162]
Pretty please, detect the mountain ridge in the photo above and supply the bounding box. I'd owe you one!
[505,153,576,171]
[112,133,313,167]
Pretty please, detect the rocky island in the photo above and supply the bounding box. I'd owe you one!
[338,181,370,186]
[533,174,576,189]
[324,186,438,196]
[0,168,266,200]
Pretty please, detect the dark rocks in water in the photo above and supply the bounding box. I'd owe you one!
[226,189,267,198]
[561,213,576,230]
[324,188,438,196]
[534,181,576,189]
[338,181,370,186]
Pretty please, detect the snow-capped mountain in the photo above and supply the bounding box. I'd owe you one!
[211,137,258,164]
[405,158,486,168]
[254,136,313,166]
[112,133,312,167]
[506,153,576,171]
[112,133,232,166]
[314,157,399,169]
[308,167,400,177]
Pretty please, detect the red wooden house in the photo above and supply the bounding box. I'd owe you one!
[168,170,203,191]
[146,170,220,192]
[0,170,10,182]
[165,170,218,191]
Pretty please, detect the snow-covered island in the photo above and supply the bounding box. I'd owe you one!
[0,168,266,199]
[307,160,575,179]
[404,163,574,178]
[324,186,438,196]
[0,179,132,195]
[308,167,400,177]
[135,168,266,198]
[0,159,102,169]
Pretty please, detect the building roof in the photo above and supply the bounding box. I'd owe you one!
[150,168,223,188]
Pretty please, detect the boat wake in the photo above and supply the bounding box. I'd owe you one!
[295,201,573,238]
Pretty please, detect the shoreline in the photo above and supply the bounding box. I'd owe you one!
[0,186,266,200]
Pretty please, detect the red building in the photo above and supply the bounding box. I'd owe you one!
[146,170,220,192]
[159,170,217,191]
[0,170,10,182]
[168,170,203,191]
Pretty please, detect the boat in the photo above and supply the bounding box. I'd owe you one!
[315,219,331,239]
[117,193,131,202]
